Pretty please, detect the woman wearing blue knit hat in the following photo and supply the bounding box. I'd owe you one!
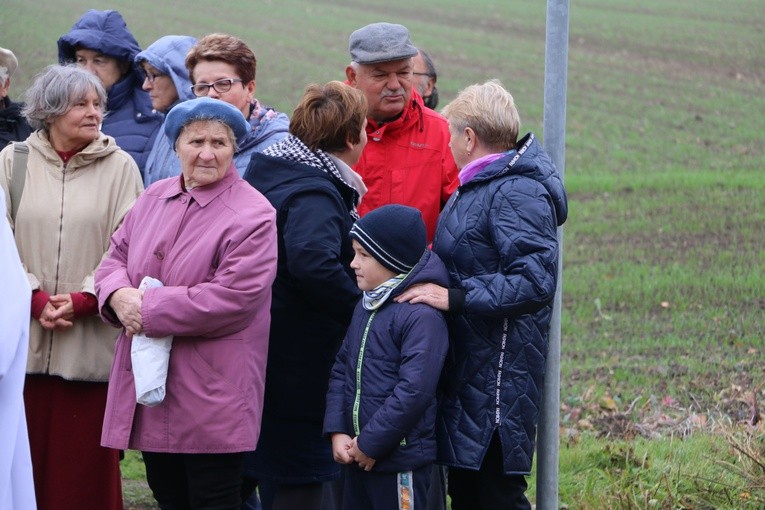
[96,96,277,510]
[324,204,450,510]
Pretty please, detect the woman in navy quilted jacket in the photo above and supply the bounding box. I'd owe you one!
[397,80,568,510]
[58,9,162,176]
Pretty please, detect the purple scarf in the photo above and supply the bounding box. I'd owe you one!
[458,152,508,185]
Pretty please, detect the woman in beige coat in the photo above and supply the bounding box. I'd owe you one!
[0,64,143,510]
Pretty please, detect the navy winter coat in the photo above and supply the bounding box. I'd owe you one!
[242,142,362,483]
[324,249,450,473]
[245,150,361,423]
[433,133,568,475]
[58,9,162,174]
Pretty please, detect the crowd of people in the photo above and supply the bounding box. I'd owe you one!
[0,10,567,510]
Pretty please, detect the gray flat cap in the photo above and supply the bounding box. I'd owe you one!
[349,22,418,65]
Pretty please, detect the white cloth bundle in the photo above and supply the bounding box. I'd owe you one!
[131,276,173,406]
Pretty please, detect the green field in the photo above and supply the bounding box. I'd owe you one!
[4,0,763,508]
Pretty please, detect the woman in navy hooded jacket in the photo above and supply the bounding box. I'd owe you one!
[135,35,197,186]
[58,9,162,176]
[397,80,568,510]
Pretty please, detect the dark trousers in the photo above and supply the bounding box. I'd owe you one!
[448,433,531,510]
[343,464,431,510]
[143,451,245,510]
[257,481,323,510]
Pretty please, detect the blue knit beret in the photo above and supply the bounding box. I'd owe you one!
[350,204,426,274]
[349,22,418,65]
[164,97,249,147]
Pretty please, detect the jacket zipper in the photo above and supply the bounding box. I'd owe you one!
[495,318,509,425]
[352,310,377,436]
[46,161,68,372]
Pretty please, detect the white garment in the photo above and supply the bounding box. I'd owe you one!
[0,193,36,509]
[131,276,173,406]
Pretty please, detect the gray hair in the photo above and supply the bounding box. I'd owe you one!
[0,47,19,88]
[23,64,107,131]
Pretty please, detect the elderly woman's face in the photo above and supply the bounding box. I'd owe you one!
[48,87,103,150]
[75,48,124,92]
[177,120,235,189]
[141,63,179,113]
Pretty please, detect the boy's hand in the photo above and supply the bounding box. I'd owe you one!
[331,433,355,464]
[349,436,376,472]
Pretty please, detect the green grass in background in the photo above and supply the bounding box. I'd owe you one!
[3,0,762,507]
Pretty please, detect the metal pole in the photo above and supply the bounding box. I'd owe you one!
[537,0,569,509]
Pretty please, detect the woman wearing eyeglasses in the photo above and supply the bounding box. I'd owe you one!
[134,35,198,186]
[57,9,163,177]
[185,33,290,175]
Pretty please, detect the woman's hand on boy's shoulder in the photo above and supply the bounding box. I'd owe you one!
[395,282,449,311]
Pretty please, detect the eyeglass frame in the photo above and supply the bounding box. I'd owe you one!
[141,69,166,84]
[190,78,244,97]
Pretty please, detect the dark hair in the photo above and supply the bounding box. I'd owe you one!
[290,81,368,153]
[186,33,256,84]
[418,49,437,80]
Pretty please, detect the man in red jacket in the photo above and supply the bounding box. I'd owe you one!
[345,22,458,242]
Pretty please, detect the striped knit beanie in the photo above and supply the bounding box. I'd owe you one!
[350,204,426,274]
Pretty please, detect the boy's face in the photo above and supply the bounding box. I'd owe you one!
[350,240,397,291]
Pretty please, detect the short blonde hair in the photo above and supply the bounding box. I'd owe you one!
[441,79,521,150]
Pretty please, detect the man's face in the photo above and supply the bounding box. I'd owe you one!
[347,58,413,123]
[412,52,435,100]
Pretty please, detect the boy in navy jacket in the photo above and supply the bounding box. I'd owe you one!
[324,204,449,510]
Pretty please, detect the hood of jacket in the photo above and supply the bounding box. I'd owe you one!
[57,10,146,104]
[237,101,290,155]
[27,129,121,167]
[58,10,141,64]
[392,248,450,298]
[466,133,568,227]
[135,35,198,108]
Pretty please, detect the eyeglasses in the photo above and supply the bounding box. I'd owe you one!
[190,78,243,97]
[142,70,165,84]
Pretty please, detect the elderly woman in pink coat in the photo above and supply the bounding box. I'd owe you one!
[95,97,277,509]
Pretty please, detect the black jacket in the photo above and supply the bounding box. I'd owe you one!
[0,97,32,148]
[244,148,361,423]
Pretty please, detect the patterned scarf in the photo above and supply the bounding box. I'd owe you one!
[362,273,408,311]
[264,134,362,218]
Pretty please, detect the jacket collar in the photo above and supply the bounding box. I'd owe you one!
[366,89,426,139]
[159,163,239,206]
